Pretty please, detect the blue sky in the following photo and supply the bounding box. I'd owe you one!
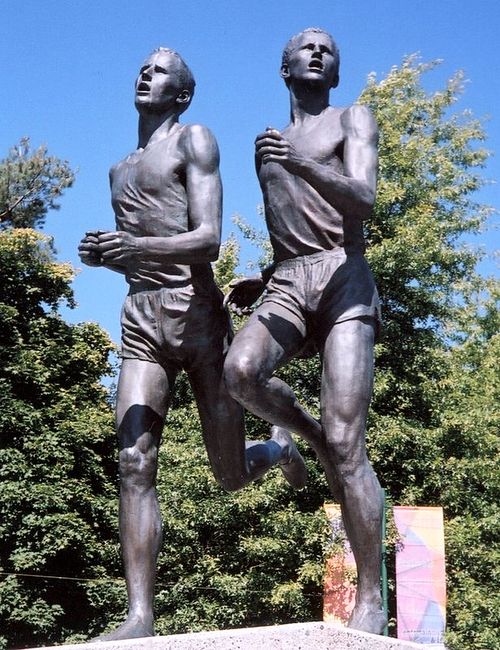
[2,0,498,344]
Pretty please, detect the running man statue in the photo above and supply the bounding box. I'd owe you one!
[224,28,386,634]
[79,47,306,641]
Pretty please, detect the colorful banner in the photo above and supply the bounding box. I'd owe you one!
[322,503,356,624]
[394,506,446,645]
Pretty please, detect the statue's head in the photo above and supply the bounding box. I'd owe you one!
[135,48,195,116]
[281,28,340,90]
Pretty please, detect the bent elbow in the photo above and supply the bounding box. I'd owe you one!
[205,242,220,261]
[193,225,220,261]
[359,202,374,220]
[201,233,220,261]
[358,188,376,220]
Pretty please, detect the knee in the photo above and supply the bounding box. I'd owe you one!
[224,352,264,401]
[119,445,158,489]
[325,436,367,483]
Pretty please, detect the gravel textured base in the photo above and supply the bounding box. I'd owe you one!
[35,622,440,650]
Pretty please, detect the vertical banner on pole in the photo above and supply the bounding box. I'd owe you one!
[322,504,356,624]
[394,506,446,646]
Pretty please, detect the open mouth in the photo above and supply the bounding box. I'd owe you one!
[308,60,323,71]
[137,82,150,93]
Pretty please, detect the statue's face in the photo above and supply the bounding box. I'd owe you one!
[283,32,338,89]
[134,51,186,114]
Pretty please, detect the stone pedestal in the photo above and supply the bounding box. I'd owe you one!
[36,622,438,649]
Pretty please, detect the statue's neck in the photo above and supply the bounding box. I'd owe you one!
[137,112,179,149]
[289,83,330,124]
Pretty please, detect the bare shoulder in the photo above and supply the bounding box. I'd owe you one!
[341,104,378,142]
[109,158,123,178]
[109,149,136,181]
[179,123,220,170]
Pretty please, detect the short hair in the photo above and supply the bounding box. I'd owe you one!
[281,28,340,88]
[150,47,196,112]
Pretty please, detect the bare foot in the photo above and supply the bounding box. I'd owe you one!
[271,426,308,489]
[91,615,154,642]
[347,603,387,635]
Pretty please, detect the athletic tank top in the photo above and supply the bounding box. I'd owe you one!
[110,138,214,293]
[258,146,366,262]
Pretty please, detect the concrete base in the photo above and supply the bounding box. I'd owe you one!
[37,622,437,650]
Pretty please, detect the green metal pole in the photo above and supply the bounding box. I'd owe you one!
[381,488,389,636]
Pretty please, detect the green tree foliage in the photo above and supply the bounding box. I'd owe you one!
[233,58,498,648]
[0,138,74,229]
[360,57,491,423]
[358,59,499,649]
[0,149,119,647]
[213,235,241,291]
[437,285,499,650]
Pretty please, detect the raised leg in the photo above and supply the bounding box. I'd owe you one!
[224,303,339,495]
[95,358,174,641]
[224,302,322,442]
[189,357,307,492]
[320,317,386,635]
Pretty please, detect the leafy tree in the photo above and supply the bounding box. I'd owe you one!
[213,234,241,292]
[0,148,118,648]
[0,138,74,229]
[357,59,498,648]
[436,285,499,650]
[360,57,491,424]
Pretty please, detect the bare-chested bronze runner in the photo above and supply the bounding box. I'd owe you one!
[224,29,386,635]
[79,48,306,641]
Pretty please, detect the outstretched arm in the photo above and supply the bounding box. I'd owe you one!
[255,105,378,219]
[97,125,222,268]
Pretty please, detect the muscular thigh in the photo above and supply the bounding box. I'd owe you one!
[116,358,175,450]
[320,318,375,450]
[227,300,307,375]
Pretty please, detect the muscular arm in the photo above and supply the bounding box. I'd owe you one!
[256,105,378,219]
[98,125,222,268]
